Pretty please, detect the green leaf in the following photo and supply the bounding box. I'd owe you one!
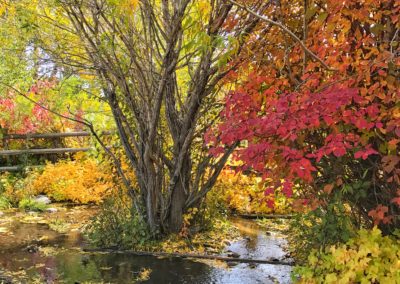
[371,24,384,35]
[317,12,328,23]
[305,7,317,21]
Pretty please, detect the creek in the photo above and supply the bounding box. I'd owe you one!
[0,208,292,283]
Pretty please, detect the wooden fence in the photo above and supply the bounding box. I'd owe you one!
[0,131,113,172]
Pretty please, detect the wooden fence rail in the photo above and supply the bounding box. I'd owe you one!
[0,147,93,156]
[2,131,113,140]
[0,146,114,157]
[0,165,44,172]
[0,131,114,172]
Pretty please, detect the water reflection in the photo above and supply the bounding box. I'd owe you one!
[0,217,292,283]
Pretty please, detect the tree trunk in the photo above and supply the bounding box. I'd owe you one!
[168,156,191,233]
[168,179,187,233]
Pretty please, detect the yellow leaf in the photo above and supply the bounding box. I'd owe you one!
[325,273,337,283]
[129,0,139,9]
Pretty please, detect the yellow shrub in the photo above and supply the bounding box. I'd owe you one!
[213,169,292,214]
[295,227,400,283]
[30,158,114,204]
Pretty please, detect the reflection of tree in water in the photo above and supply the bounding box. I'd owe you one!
[37,257,57,283]
[230,218,263,254]
[53,253,103,282]
[50,252,215,283]
[2,218,290,283]
[227,218,289,261]
[245,234,261,253]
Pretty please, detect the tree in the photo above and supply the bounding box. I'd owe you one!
[0,2,111,135]
[210,0,399,233]
[2,0,269,234]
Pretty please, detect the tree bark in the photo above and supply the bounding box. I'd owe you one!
[40,0,264,236]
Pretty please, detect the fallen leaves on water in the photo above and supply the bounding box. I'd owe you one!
[133,268,152,282]
[20,215,47,224]
[39,246,67,256]
[159,219,240,255]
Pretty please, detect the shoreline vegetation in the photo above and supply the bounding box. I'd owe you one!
[0,202,294,282]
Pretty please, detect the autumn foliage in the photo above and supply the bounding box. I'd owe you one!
[208,0,399,232]
[2,157,113,204]
[295,227,400,283]
[0,80,83,134]
[213,169,293,214]
[30,158,113,204]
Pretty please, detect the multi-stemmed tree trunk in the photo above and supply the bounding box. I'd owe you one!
[38,0,264,234]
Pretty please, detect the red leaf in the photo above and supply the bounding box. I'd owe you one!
[333,147,346,157]
[354,145,378,160]
[266,198,275,209]
[391,197,400,207]
[368,205,389,225]
[264,187,274,196]
[281,180,293,198]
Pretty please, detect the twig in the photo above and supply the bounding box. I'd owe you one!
[227,0,334,71]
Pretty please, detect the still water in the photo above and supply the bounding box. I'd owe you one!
[0,214,292,283]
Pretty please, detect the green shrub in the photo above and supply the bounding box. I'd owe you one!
[18,198,48,212]
[293,227,400,283]
[0,195,11,210]
[288,192,356,262]
[85,198,152,249]
[2,172,38,205]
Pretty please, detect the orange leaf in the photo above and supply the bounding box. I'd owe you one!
[324,184,334,194]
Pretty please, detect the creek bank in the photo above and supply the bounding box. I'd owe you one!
[0,204,293,283]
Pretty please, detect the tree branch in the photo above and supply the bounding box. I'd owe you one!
[227,0,334,71]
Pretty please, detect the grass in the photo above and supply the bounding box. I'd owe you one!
[0,195,11,210]
[18,198,48,212]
